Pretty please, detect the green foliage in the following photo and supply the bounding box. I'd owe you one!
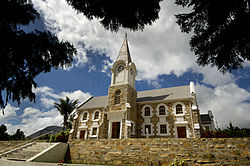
[202,122,250,138]
[65,0,162,32]
[50,130,70,143]
[175,0,250,73]
[9,129,25,140]
[0,125,26,140]
[54,96,78,130]
[171,157,188,166]
[0,124,9,140]
[223,122,250,138]
[0,0,76,111]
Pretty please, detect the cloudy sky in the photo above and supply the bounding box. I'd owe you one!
[1,0,250,136]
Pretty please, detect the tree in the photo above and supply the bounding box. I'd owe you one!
[175,0,250,72]
[0,124,9,140]
[65,0,163,32]
[54,96,78,130]
[10,129,25,140]
[0,0,76,111]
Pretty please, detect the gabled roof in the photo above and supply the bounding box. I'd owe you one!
[78,85,192,110]
[137,85,192,103]
[116,34,132,64]
[78,96,107,110]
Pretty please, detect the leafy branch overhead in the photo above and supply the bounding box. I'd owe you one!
[0,0,76,110]
[175,0,250,72]
[65,0,163,31]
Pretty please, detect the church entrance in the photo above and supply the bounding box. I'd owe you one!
[111,122,120,138]
[177,126,186,138]
[80,130,86,139]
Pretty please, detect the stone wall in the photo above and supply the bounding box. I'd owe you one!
[69,138,250,165]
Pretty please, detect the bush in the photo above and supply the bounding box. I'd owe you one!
[51,129,70,143]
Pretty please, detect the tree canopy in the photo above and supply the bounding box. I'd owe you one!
[0,0,76,111]
[54,96,78,130]
[175,0,250,72]
[65,0,163,32]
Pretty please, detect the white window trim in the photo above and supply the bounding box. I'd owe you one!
[92,110,101,122]
[156,103,169,117]
[141,105,153,118]
[78,129,88,139]
[90,126,99,138]
[81,111,89,122]
[173,124,191,138]
[173,102,186,116]
[157,122,170,136]
[141,123,154,136]
[108,120,123,139]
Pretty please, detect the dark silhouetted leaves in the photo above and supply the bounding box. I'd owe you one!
[175,0,250,72]
[65,0,162,31]
[0,0,76,110]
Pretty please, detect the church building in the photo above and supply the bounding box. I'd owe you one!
[70,35,201,139]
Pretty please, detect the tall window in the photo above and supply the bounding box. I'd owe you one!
[114,90,121,104]
[159,105,166,115]
[176,104,183,114]
[160,124,167,134]
[144,107,151,116]
[94,111,99,120]
[82,112,88,121]
[92,127,97,136]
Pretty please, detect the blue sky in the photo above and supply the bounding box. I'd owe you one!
[1,0,250,136]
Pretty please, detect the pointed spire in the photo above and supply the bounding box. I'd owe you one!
[116,33,132,64]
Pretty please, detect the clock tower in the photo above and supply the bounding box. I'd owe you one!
[107,34,137,139]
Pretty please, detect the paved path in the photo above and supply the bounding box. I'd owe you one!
[0,159,105,166]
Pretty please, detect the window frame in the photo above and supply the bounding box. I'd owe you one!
[156,103,169,117]
[90,126,98,137]
[142,123,154,136]
[114,90,121,105]
[81,111,89,122]
[157,122,170,136]
[92,110,101,121]
[173,102,186,116]
[141,105,153,118]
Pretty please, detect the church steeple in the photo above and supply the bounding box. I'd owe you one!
[110,34,137,89]
[116,33,132,64]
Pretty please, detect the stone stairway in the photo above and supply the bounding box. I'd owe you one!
[0,142,55,161]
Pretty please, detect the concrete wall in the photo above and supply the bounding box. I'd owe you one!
[27,143,68,163]
[69,138,250,165]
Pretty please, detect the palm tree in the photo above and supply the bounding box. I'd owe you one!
[54,96,78,130]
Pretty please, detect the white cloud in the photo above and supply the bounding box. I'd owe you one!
[21,107,40,118]
[7,108,61,136]
[0,104,20,122]
[196,83,250,129]
[32,0,195,81]
[60,90,91,103]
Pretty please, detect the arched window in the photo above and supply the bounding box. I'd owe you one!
[144,107,151,116]
[176,104,183,114]
[82,112,88,121]
[159,105,166,115]
[94,111,99,120]
[114,90,121,104]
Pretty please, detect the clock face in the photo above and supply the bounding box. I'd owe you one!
[117,65,124,72]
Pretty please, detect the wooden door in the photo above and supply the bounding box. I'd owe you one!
[80,130,86,139]
[177,127,186,138]
[112,122,120,138]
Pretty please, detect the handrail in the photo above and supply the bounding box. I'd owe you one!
[0,130,55,155]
